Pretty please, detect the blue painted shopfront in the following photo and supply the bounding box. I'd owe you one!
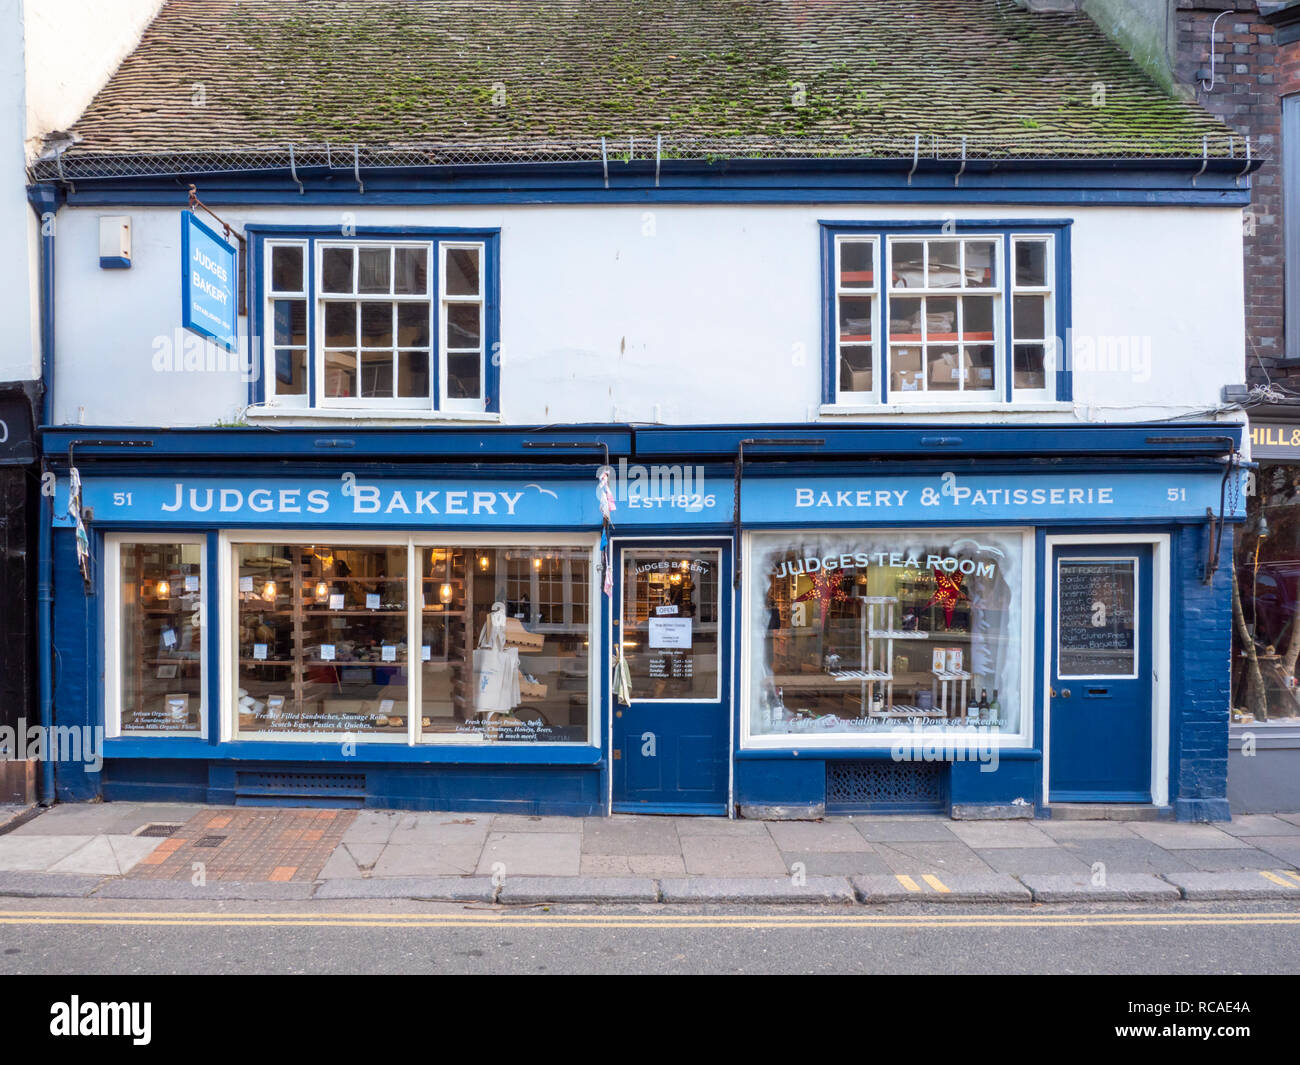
[41,423,1244,819]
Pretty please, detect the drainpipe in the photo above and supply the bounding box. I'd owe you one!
[28,183,60,806]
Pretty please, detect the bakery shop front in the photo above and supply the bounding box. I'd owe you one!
[43,424,1243,819]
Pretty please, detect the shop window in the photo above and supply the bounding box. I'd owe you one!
[747,530,1028,742]
[109,537,207,735]
[258,229,497,414]
[620,549,721,700]
[825,223,1065,406]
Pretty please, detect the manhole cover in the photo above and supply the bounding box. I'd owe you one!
[135,823,183,838]
[193,835,227,848]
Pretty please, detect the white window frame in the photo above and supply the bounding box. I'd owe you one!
[833,234,881,405]
[1009,234,1057,402]
[263,238,310,410]
[439,241,488,413]
[738,526,1036,750]
[105,533,209,739]
[219,531,600,747]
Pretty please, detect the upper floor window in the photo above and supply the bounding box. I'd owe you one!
[824,222,1069,406]
[254,228,498,414]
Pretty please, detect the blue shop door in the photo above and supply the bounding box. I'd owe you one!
[1049,544,1154,802]
[612,542,731,814]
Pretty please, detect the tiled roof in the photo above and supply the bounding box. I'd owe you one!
[49,0,1241,172]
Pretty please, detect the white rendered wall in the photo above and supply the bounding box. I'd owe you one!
[0,0,39,382]
[49,201,1246,428]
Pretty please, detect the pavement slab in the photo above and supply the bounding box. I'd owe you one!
[1175,847,1293,872]
[676,818,771,837]
[1164,870,1300,900]
[0,834,95,871]
[0,871,104,897]
[477,832,582,876]
[853,873,1031,903]
[372,842,482,877]
[340,811,401,845]
[1278,813,1300,828]
[46,835,162,876]
[972,846,1092,875]
[869,841,996,876]
[947,820,1055,848]
[497,876,659,903]
[492,815,585,834]
[10,803,203,837]
[581,817,679,856]
[1018,873,1182,903]
[1222,814,1300,837]
[1056,838,1197,874]
[1129,822,1250,850]
[853,819,959,843]
[0,805,36,832]
[766,821,872,852]
[779,851,893,876]
[579,854,687,877]
[313,876,497,902]
[1248,836,1300,867]
[659,876,856,904]
[1036,821,1142,841]
[679,834,787,876]
[386,812,493,847]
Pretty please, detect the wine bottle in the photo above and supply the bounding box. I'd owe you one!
[989,689,1001,726]
[979,688,989,712]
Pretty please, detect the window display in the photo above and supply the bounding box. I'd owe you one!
[620,549,721,700]
[116,540,205,733]
[748,530,1025,739]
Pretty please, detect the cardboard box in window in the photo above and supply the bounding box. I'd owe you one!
[890,347,923,392]
[504,616,544,652]
[842,366,873,393]
[1014,370,1047,389]
[968,363,996,390]
[518,674,548,701]
[927,352,962,388]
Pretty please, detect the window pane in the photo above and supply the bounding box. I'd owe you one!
[445,247,481,296]
[1013,344,1046,390]
[926,297,958,340]
[748,530,1024,737]
[839,240,874,288]
[1057,560,1136,677]
[447,303,481,349]
[928,345,960,391]
[891,241,924,287]
[237,544,408,736]
[838,295,873,341]
[395,246,429,295]
[398,350,430,398]
[358,246,391,294]
[274,349,307,394]
[621,550,721,700]
[324,350,356,397]
[928,241,961,288]
[420,546,591,743]
[322,247,354,293]
[965,241,997,287]
[324,302,357,347]
[270,245,303,292]
[360,350,394,398]
[889,296,922,338]
[119,542,203,733]
[889,345,923,393]
[962,295,995,341]
[447,351,481,399]
[1014,294,1046,340]
[397,302,430,347]
[1015,240,1048,287]
[839,346,872,394]
[965,345,996,391]
[273,299,306,346]
[360,302,393,347]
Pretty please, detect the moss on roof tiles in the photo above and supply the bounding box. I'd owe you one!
[62,0,1237,160]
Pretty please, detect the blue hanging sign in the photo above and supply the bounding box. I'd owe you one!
[181,212,238,349]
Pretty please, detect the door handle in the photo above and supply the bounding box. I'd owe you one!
[1060,688,1071,699]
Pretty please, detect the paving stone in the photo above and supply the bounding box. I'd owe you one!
[1129,822,1250,849]
[780,851,893,876]
[1176,848,1292,872]
[1249,836,1300,867]
[497,876,659,903]
[766,821,872,852]
[317,845,366,880]
[386,812,493,847]
[0,834,95,871]
[46,835,162,876]
[1164,870,1300,900]
[371,842,482,877]
[675,818,771,837]
[869,841,996,876]
[96,879,315,901]
[1277,813,1300,828]
[9,805,142,836]
[0,805,31,831]
[853,873,1031,903]
[477,832,582,876]
[947,820,1055,848]
[1222,814,1300,837]
[853,820,959,843]
[313,877,496,902]
[0,871,104,897]
[679,834,787,876]
[1036,821,1143,841]
[659,877,855,904]
[1019,873,1182,903]
[580,817,679,856]
[492,815,586,834]
[341,811,400,845]
[579,854,687,877]
[973,846,1091,875]
[1057,838,1196,874]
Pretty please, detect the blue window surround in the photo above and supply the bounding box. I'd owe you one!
[819,219,1073,406]
[245,224,501,413]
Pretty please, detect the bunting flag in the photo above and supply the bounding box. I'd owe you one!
[597,465,616,596]
[68,467,92,586]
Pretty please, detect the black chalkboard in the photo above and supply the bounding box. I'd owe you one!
[1057,561,1136,676]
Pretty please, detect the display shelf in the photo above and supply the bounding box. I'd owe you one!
[868,630,931,639]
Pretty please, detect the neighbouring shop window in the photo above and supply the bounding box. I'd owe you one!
[115,540,205,733]
[420,545,592,743]
[1233,462,1300,725]
[620,549,721,700]
[236,544,409,736]
[748,530,1026,739]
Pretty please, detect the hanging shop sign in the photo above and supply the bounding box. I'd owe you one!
[1248,418,1300,462]
[181,212,238,350]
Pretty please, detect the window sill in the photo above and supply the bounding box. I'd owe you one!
[819,401,1072,417]
[245,405,502,425]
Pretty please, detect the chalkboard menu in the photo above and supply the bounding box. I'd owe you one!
[1057,560,1136,677]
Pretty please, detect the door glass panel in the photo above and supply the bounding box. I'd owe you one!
[621,548,721,700]
[1057,558,1137,678]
